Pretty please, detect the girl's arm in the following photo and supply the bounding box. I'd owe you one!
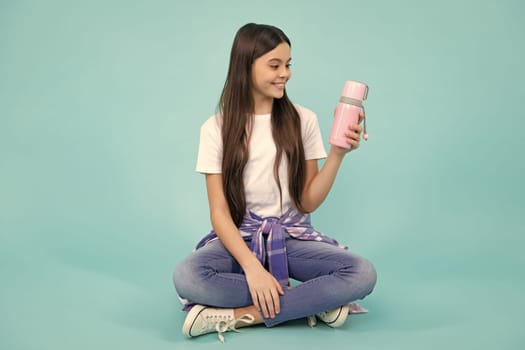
[205,174,284,318]
[300,112,364,212]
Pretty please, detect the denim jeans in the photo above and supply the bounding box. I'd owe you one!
[173,235,377,327]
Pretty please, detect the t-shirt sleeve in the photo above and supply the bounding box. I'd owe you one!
[195,116,222,174]
[299,106,328,160]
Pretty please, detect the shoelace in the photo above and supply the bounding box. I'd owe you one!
[213,314,255,343]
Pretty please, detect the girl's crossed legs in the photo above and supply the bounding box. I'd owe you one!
[174,236,377,328]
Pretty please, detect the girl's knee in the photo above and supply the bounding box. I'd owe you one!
[172,264,185,292]
[357,258,377,294]
[341,255,377,297]
[173,260,197,297]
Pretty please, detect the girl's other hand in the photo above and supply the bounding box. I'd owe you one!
[244,264,285,319]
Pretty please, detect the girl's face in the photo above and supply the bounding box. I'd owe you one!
[251,42,291,111]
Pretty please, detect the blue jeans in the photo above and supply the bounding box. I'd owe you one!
[173,235,377,327]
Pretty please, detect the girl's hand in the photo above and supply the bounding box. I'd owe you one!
[244,264,285,319]
[331,111,365,156]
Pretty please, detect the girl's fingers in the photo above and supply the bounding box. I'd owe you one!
[345,129,361,141]
[252,292,261,312]
[271,289,280,315]
[261,289,280,318]
[277,284,285,295]
[252,289,281,318]
[349,124,363,133]
[348,139,360,149]
[345,132,360,150]
[265,296,275,318]
[259,293,270,318]
[358,111,365,123]
[250,275,285,319]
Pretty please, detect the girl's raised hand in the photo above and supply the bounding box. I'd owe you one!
[331,111,365,155]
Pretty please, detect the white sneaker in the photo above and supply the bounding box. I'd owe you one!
[182,305,255,342]
[308,304,349,328]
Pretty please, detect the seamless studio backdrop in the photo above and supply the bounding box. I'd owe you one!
[1,1,524,349]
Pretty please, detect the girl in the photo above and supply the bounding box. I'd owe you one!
[173,23,376,342]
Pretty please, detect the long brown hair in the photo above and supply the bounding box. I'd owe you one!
[220,23,306,226]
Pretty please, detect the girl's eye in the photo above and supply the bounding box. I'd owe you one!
[270,65,279,69]
[286,64,291,68]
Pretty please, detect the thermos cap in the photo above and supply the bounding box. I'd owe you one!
[341,80,368,101]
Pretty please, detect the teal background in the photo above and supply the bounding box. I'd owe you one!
[1,0,524,349]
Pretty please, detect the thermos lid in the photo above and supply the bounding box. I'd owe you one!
[341,80,368,101]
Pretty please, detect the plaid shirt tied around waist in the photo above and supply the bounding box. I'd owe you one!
[195,208,346,288]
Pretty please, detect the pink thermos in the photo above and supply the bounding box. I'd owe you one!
[329,80,369,149]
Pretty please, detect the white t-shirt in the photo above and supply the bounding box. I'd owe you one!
[196,104,327,218]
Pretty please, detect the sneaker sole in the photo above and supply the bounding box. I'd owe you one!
[182,305,207,337]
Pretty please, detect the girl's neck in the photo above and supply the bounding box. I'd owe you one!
[253,96,273,115]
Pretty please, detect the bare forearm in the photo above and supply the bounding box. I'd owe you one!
[301,147,345,212]
[210,212,261,271]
